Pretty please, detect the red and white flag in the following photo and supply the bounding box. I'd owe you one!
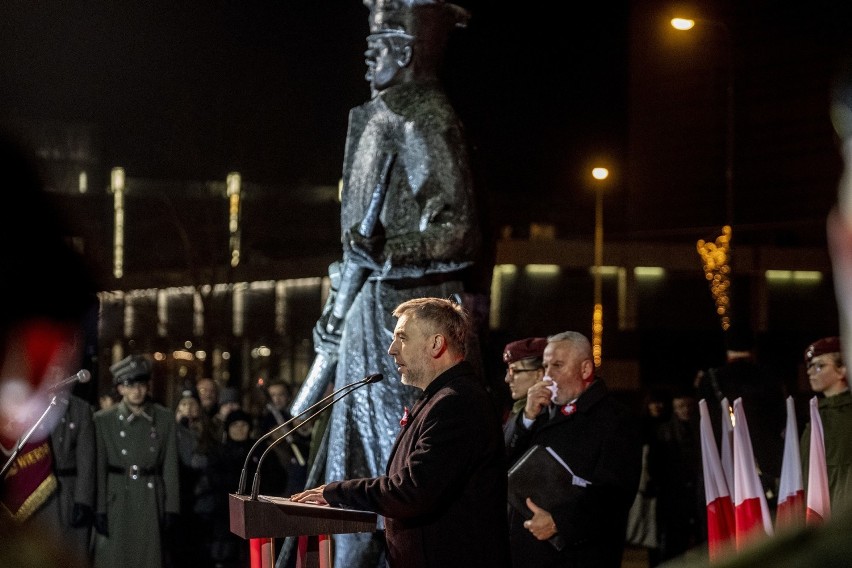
[776,396,805,530]
[806,396,831,524]
[732,398,773,549]
[699,398,735,560]
[719,397,734,494]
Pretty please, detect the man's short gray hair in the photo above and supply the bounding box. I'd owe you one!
[547,331,592,359]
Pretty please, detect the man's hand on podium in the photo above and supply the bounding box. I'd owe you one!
[290,484,329,506]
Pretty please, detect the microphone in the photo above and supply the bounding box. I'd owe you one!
[47,369,91,393]
[236,372,383,496]
[249,372,384,500]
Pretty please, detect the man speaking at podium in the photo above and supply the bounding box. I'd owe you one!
[291,298,509,568]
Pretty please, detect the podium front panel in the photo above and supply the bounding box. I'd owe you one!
[229,493,377,539]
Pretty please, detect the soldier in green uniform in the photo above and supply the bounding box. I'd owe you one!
[93,355,180,568]
[800,337,852,511]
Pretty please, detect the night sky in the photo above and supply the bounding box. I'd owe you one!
[6,0,852,389]
[1,1,851,244]
[0,1,629,213]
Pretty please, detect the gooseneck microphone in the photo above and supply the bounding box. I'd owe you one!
[250,371,384,500]
[2,393,63,479]
[47,369,92,393]
[2,369,94,480]
[237,372,383,497]
[247,372,384,500]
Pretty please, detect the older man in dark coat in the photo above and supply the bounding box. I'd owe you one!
[504,331,642,568]
[292,298,509,568]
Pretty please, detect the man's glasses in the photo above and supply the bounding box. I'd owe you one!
[507,367,542,376]
[807,360,836,373]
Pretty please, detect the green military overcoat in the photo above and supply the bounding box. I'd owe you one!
[94,400,179,568]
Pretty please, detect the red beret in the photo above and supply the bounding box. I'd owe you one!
[503,337,547,364]
[804,336,842,362]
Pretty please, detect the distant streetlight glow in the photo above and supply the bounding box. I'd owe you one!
[672,14,738,330]
[111,167,125,279]
[591,166,609,368]
[227,172,242,267]
[671,18,695,30]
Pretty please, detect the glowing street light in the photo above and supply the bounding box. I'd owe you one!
[672,15,737,331]
[591,166,609,368]
[671,15,734,228]
[670,17,695,31]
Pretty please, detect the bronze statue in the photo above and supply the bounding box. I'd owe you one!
[286,1,483,566]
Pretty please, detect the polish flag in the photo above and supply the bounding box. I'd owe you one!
[776,396,805,530]
[699,399,735,560]
[719,397,734,494]
[732,398,773,549]
[806,396,831,524]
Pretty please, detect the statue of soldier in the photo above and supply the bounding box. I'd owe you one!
[285,1,484,566]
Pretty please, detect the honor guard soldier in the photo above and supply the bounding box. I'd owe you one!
[93,355,180,568]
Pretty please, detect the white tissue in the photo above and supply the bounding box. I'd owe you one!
[544,377,558,402]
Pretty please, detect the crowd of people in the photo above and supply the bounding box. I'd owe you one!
[4,347,312,568]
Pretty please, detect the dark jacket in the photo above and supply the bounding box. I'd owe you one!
[49,393,96,558]
[323,361,510,568]
[505,379,642,568]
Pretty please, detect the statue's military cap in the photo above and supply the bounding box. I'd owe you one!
[365,0,469,40]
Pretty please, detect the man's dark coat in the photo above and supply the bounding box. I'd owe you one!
[324,361,510,568]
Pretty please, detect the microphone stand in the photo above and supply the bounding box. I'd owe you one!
[236,373,381,496]
[1,395,60,479]
[249,379,375,500]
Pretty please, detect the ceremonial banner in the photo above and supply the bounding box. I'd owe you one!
[776,396,805,530]
[732,398,773,549]
[806,396,830,524]
[0,440,57,522]
[699,399,735,560]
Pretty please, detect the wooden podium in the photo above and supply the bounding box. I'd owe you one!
[229,493,377,568]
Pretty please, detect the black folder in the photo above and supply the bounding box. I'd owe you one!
[508,444,590,551]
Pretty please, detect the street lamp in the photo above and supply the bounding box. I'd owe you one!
[672,16,736,331]
[591,166,608,368]
[671,16,735,229]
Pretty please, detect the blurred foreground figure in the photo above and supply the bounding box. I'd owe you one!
[0,129,96,568]
[286,1,483,566]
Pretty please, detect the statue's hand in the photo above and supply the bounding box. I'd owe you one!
[313,318,342,357]
[346,227,385,270]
